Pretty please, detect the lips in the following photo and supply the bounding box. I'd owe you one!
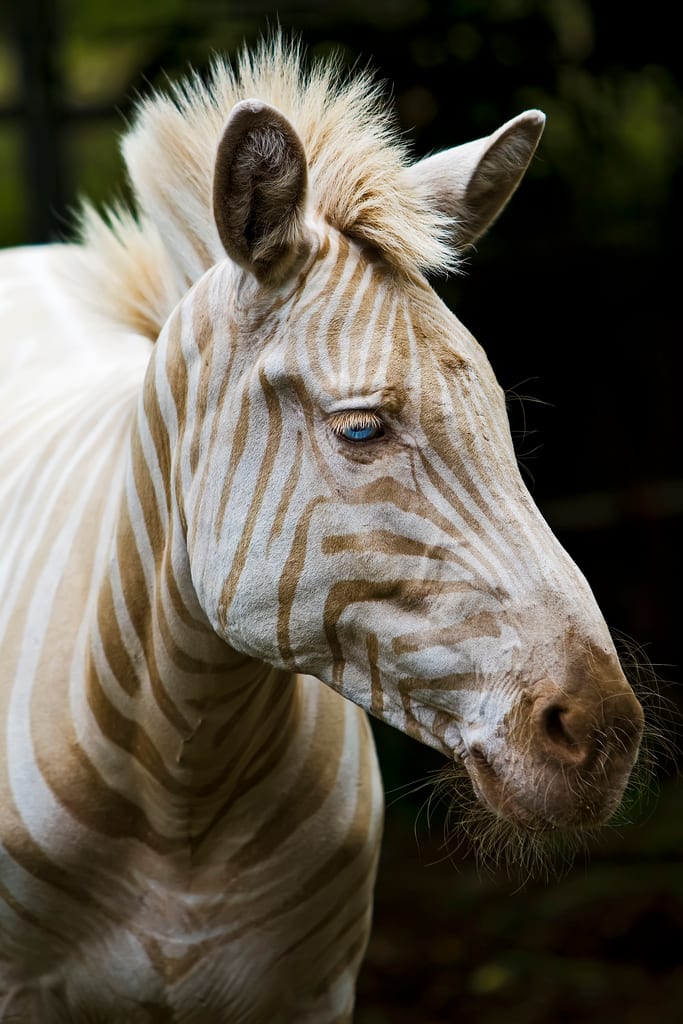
[462,744,586,831]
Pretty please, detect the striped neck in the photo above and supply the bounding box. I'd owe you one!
[83,347,298,849]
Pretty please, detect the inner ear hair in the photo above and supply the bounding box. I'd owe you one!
[213,101,309,281]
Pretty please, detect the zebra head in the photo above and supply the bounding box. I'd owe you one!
[167,97,643,838]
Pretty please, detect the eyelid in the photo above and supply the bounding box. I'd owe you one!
[322,390,388,415]
[329,410,384,437]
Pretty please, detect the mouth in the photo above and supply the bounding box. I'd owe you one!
[462,745,503,811]
[462,741,626,835]
[463,745,541,828]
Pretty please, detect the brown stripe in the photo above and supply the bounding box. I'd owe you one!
[323,578,473,687]
[225,686,346,872]
[186,313,239,555]
[345,473,504,585]
[319,249,371,368]
[0,874,65,939]
[34,733,176,854]
[322,529,460,563]
[151,578,227,675]
[187,285,214,476]
[398,670,481,695]
[367,632,383,715]
[267,430,303,552]
[392,608,502,655]
[86,665,192,799]
[212,377,254,544]
[162,548,211,631]
[276,496,328,667]
[348,283,397,386]
[217,367,283,614]
[115,503,191,733]
[96,574,140,696]
[141,373,172,515]
[284,238,350,391]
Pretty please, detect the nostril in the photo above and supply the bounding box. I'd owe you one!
[542,704,574,747]
[537,701,591,765]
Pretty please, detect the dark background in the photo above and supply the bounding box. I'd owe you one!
[1,1,681,1021]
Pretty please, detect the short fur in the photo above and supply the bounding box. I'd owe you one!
[74,33,457,340]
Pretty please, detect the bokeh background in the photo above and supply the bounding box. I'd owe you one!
[1,1,681,1021]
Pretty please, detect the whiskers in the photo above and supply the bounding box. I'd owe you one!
[386,760,596,887]
[504,378,551,490]
[610,629,681,822]
[385,634,675,887]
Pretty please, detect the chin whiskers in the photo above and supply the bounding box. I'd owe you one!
[399,756,603,885]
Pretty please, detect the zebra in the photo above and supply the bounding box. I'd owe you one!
[0,34,643,1023]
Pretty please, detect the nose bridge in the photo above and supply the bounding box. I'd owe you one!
[414,338,599,631]
[502,485,617,652]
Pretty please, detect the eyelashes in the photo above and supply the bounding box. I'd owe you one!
[329,410,385,443]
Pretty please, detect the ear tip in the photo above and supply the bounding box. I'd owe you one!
[234,98,268,116]
[520,109,547,132]
[223,99,300,141]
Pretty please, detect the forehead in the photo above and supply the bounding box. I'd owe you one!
[281,229,489,399]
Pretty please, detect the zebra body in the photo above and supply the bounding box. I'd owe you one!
[0,243,382,1020]
[0,37,643,1022]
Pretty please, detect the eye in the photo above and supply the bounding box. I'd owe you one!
[330,410,385,443]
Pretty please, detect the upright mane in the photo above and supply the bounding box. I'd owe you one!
[75,33,456,340]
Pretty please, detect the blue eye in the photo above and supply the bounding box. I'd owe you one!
[331,411,385,443]
[343,424,381,442]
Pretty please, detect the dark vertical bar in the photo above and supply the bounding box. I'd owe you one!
[11,0,67,242]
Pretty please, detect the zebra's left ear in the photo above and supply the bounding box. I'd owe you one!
[213,100,310,281]
[405,110,546,248]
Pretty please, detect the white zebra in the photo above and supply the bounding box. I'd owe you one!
[0,35,643,1023]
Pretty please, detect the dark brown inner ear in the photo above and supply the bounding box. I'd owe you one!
[212,100,308,278]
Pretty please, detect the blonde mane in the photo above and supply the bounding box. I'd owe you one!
[76,33,456,339]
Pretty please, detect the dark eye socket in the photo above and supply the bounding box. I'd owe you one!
[330,410,385,443]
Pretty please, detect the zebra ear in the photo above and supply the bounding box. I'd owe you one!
[213,100,310,280]
[406,110,546,248]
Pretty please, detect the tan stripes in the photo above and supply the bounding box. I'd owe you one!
[393,608,502,656]
[322,529,460,563]
[267,429,303,553]
[85,665,190,799]
[416,445,526,584]
[276,495,328,667]
[185,303,240,554]
[140,375,173,517]
[216,367,284,616]
[366,632,383,716]
[323,578,476,688]
[108,499,192,734]
[225,685,346,873]
[95,575,141,697]
[211,379,253,544]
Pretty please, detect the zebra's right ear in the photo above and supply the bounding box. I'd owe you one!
[405,110,546,249]
[213,100,310,281]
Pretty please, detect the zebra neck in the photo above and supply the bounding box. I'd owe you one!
[82,427,300,845]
